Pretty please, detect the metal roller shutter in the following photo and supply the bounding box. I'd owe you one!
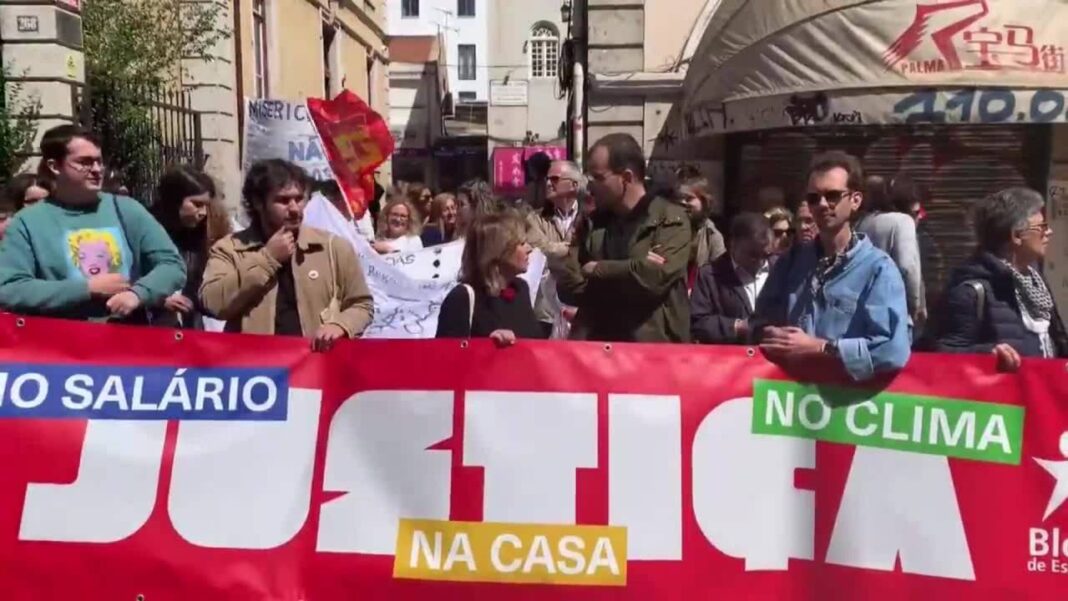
[725,124,1051,306]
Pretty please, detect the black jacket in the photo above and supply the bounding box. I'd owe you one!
[435,278,546,340]
[154,230,209,330]
[690,254,755,344]
[421,226,446,247]
[931,252,1068,357]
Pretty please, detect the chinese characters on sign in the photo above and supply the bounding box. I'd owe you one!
[885,1,1064,75]
[491,148,525,196]
[964,25,1064,73]
[491,146,566,196]
[511,151,523,190]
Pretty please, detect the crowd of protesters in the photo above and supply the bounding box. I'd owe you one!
[0,123,1061,381]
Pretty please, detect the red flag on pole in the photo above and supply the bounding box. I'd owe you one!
[306,90,394,219]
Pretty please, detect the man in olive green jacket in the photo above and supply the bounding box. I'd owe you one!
[553,134,692,343]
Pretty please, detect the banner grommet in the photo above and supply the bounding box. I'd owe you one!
[746,347,756,358]
[14,318,25,328]
[460,340,469,349]
[174,332,184,342]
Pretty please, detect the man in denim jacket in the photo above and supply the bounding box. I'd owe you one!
[753,151,911,382]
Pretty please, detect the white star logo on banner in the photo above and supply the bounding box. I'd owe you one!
[1035,432,1068,521]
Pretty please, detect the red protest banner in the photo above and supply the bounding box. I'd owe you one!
[0,314,1065,599]
[307,90,393,218]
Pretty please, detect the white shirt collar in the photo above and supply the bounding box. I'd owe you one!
[554,200,578,219]
[732,258,769,279]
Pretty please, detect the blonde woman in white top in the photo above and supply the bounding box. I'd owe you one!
[373,197,424,254]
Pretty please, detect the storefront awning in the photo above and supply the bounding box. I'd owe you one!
[681,0,1068,134]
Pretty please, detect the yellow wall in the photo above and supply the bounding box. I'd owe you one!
[335,0,387,103]
[644,0,705,71]
[273,0,325,100]
[237,0,388,103]
[234,0,391,178]
[238,0,254,100]
[339,32,369,100]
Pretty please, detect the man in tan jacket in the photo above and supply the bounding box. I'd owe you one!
[527,160,586,336]
[200,159,374,350]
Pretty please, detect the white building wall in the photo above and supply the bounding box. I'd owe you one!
[388,77,433,148]
[387,0,488,102]
[486,0,568,151]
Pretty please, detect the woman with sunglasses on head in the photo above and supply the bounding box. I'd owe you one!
[677,176,726,267]
[676,176,726,295]
[406,183,433,226]
[858,174,924,329]
[764,207,795,259]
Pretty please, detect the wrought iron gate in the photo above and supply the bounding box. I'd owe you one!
[72,82,204,205]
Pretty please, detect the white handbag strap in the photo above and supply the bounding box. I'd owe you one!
[462,284,475,333]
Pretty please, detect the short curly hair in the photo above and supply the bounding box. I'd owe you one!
[241,159,310,228]
[974,187,1045,253]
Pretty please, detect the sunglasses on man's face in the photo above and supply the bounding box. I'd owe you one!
[772,228,793,239]
[805,190,852,206]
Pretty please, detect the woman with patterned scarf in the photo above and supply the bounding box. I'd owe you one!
[930,187,1068,371]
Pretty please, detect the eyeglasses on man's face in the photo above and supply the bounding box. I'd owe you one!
[67,157,104,173]
[586,169,614,184]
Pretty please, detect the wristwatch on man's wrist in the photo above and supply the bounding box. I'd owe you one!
[822,340,839,357]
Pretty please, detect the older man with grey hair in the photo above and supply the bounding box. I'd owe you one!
[930,186,1068,371]
[529,160,586,257]
[526,160,586,337]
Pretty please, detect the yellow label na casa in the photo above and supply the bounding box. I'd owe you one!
[393,519,627,586]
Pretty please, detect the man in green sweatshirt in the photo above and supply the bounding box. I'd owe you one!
[0,125,186,322]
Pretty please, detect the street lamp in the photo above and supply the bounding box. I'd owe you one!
[560,0,572,25]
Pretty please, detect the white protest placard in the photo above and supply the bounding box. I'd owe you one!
[304,196,545,339]
[244,98,333,181]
